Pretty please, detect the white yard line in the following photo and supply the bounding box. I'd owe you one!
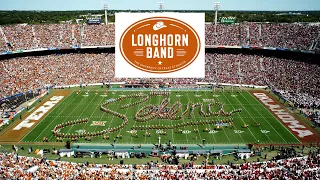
[203,92,231,143]
[102,92,127,144]
[45,92,97,141]
[47,115,104,118]
[245,90,300,143]
[116,96,134,143]
[31,92,77,141]
[231,93,273,143]
[238,92,284,143]
[77,93,107,133]
[91,93,117,139]
[128,92,149,144]
[185,92,201,144]
[221,93,258,143]
[144,94,161,144]
[63,93,100,135]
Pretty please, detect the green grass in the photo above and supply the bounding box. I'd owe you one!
[22,88,300,144]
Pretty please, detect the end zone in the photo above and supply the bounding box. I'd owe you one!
[0,90,71,142]
[250,90,320,143]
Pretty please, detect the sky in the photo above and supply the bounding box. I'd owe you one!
[1,0,320,11]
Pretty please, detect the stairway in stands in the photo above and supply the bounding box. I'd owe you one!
[0,26,10,52]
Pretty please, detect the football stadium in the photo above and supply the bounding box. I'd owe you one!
[0,0,320,179]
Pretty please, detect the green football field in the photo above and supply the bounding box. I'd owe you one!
[22,88,300,144]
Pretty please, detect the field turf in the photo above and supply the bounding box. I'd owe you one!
[22,88,300,144]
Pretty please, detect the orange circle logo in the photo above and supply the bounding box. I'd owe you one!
[120,17,201,73]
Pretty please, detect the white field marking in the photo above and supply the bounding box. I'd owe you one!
[209,130,218,134]
[108,90,213,92]
[75,129,86,134]
[79,93,108,134]
[202,99,215,102]
[234,130,244,134]
[27,92,75,142]
[65,93,102,136]
[44,92,91,142]
[116,97,134,143]
[45,115,276,120]
[245,91,300,143]
[169,95,176,144]
[231,95,237,97]
[127,130,137,134]
[221,93,257,142]
[82,95,89,97]
[261,130,270,134]
[47,115,104,118]
[201,93,219,142]
[59,102,261,106]
[130,92,151,144]
[92,93,117,136]
[203,92,231,143]
[212,95,220,97]
[182,130,191,134]
[14,96,64,131]
[232,93,273,142]
[103,93,126,143]
[185,91,201,144]
[145,94,164,144]
[100,95,108,97]
[239,92,287,143]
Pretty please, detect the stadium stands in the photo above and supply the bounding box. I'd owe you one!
[0,16,319,179]
[0,22,319,109]
[0,149,319,179]
[0,52,319,109]
[0,23,319,50]
[204,23,319,50]
[82,24,115,46]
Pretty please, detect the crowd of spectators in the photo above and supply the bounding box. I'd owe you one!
[0,24,81,50]
[261,23,319,51]
[82,24,115,46]
[0,22,319,109]
[0,52,319,109]
[0,53,115,99]
[204,23,319,50]
[0,147,319,179]
[0,22,318,51]
[262,57,320,109]
[2,24,36,50]
[205,24,241,46]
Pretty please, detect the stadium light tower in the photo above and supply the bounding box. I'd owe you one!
[158,2,164,12]
[214,2,220,34]
[103,2,108,25]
